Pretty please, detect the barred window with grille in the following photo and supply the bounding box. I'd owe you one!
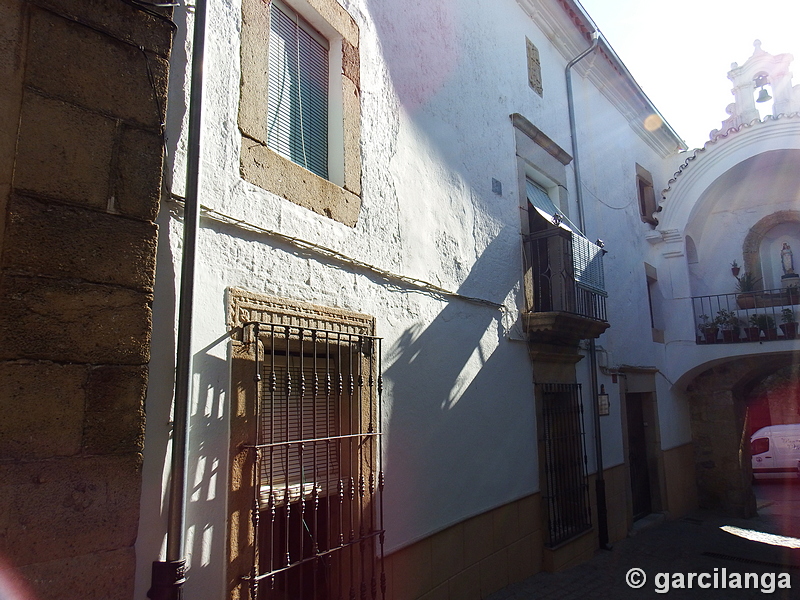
[537,383,592,547]
[243,322,385,600]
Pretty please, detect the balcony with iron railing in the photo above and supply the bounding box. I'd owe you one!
[522,229,609,346]
[691,287,800,344]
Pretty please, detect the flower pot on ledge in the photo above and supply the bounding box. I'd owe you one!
[763,328,779,341]
[744,326,761,342]
[721,329,740,343]
[780,322,798,340]
[702,327,719,344]
[736,293,757,309]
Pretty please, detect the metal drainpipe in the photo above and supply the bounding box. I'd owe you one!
[148,0,208,597]
[565,31,611,550]
[565,30,599,234]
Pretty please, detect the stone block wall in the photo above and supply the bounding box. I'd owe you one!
[686,360,764,518]
[0,1,172,598]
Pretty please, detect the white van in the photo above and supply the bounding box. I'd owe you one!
[751,424,800,480]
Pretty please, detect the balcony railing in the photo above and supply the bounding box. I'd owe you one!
[691,288,800,344]
[523,230,607,323]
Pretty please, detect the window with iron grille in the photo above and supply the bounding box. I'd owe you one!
[242,322,384,600]
[268,0,329,179]
[537,383,592,547]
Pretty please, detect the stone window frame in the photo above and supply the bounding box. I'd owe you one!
[511,113,573,313]
[239,0,362,227]
[636,163,657,226]
[644,262,664,343]
[225,288,381,599]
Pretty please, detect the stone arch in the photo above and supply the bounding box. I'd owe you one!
[742,210,800,288]
[686,353,797,517]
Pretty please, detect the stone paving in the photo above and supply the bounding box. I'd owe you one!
[487,488,800,599]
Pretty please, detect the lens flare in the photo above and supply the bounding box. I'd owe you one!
[644,114,663,132]
[0,557,37,600]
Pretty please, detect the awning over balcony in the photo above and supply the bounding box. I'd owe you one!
[526,181,606,295]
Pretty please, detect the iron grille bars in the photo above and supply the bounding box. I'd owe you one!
[537,383,592,547]
[691,287,800,344]
[245,323,384,600]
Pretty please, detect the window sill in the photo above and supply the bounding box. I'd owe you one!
[240,139,362,227]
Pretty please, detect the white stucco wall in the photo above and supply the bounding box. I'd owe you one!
[646,120,800,391]
[134,0,693,596]
[567,62,694,453]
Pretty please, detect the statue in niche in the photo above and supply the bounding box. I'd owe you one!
[781,242,795,275]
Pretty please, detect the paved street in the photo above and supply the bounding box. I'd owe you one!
[488,481,800,599]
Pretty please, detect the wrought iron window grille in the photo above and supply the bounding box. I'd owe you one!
[537,383,592,547]
[242,322,385,600]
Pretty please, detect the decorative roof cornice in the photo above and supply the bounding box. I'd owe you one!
[659,111,800,205]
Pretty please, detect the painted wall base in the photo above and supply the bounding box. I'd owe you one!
[384,444,697,599]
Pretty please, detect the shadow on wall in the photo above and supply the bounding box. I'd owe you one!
[381,233,536,551]
[134,210,233,597]
[184,346,232,585]
[137,339,232,594]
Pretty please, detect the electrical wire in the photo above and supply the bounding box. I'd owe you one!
[139,46,166,135]
[165,195,507,311]
[582,181,635,211]
[118,0,179,30]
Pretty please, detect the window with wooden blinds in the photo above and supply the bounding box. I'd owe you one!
[259,355,341,507]
[244,321,385,599]
[267,0,329,179]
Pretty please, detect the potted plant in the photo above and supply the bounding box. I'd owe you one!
[745,314,762,341]
[717,309,742,343]
[731,260,741,278]
[751,313,777,340]
[736,272,761,309]
[697,314,719,344]
[780,308,798,340]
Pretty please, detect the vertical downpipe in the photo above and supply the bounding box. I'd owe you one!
[565,31,598,234]
[148,0,208,597]
[565,31,610,550]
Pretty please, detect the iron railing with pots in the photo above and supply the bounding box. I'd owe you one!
[523,230,608,323]
[691,287,800,344]
[537,383,592,547]
[244,323,385,600]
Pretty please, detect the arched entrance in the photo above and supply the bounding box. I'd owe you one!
[686,353,798,517]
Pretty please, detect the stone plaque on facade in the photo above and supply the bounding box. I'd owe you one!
[527,38,543,96]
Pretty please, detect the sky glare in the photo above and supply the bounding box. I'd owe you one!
[577,0,800,149]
